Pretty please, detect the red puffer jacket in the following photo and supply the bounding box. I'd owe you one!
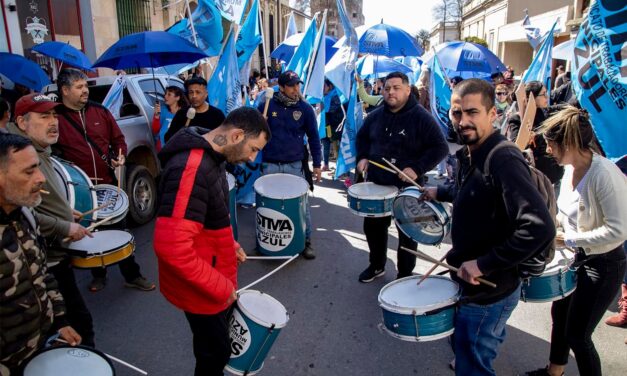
[154,127,239,314]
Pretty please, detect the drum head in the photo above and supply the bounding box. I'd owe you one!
[254,174,309,199]
[348,182,398,200]
[545,249,574,273]
[94,184,129,220]
[378,276,460,315]
[67,230,133,254]
[393,188,449,245]
[23,346,114,376]
[226,172,236,191]
[237,290,289,328]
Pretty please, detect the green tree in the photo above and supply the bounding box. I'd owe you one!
[416,29,431,51]
[463,36,488,47]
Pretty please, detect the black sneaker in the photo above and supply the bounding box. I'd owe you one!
[302,240,315,260]
[358,266,385,283]
[523,367,563,376]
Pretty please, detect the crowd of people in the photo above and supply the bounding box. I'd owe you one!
[1,57,626,376]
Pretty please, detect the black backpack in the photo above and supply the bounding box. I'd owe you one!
[483,141,557,277]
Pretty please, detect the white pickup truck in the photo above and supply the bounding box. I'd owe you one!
[45,74,184,225]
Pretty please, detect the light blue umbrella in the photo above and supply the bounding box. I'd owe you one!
[356,55,413,80]
[358,23,423,57]
[32,41,93,71]
[0,52,51,91]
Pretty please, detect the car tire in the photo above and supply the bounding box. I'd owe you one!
[126,164,157,226]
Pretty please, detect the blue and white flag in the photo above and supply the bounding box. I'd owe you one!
[325,0,358,103]
[236,0,262,69]
[168,0,223,57]
[215,0,249,24]
[102,74,126,118]
[286,14,317,81]
[522,10,542,50]
[303,11,327,103]
[335,81,362,179]
[284,11,298,40]
[207,31,242,115]
[430,54,452,137]
[522,20,557,100]
[571,1,627,160]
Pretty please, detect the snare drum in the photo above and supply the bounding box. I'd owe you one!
[22,345,115,376]
[227,172,238,240]
[254,174,309,256]
[52,158,97,227]
[347,182,398,217]
[67,230,135,269]
[521,250,577,303]
[93,184,129,225]
[378,275,460,342]
[226,290,289,376]
[393,187,451,245]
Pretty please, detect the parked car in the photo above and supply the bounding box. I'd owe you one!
[44,74,184,225]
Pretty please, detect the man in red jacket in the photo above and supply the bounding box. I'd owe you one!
[154,107,270,376]
[54,68,154,293]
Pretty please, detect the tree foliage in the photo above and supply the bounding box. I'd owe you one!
[416,29,431,51]
[431,0,464,37]
[463,36,488,47]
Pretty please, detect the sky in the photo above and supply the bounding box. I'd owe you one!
[362,0,440,36]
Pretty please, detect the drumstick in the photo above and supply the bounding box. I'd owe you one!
[368,160,397,174]
[245,255,296,260]
[381,158,424,190]
[262,88,275,117]
[78,200,114,219]
[39,189,50,194]
[400,246,497,288]
[417,253,448,286]
[117,148,122,194]
[62,215,116,242]
[237,254,299,293]
[54,338,147,375]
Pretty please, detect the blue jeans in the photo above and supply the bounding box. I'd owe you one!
[261,161,312,240]
[454,283,521,376]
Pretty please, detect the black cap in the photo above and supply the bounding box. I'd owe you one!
[278,70,303,86]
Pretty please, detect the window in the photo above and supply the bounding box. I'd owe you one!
[116,0,152,37]
[353,12,357,18]
[138,79,166,106]
[0,6,8,52]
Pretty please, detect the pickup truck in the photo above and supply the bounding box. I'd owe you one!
[45,74,184,225]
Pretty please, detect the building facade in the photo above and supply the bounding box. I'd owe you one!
[310,0,364,38]
[430,21,460,47]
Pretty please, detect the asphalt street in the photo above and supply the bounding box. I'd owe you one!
[75,169,626,376]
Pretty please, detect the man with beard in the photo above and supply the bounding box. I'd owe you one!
[0,134,82,375]
[356,71,448,282]
[165,77,225,142]
[154,107,270,376]
[7,93,96,347]
[423,79,555,375]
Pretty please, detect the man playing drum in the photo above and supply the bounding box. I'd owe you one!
[54,68,154,293]
[356,71,448,282]
[423,79,555,375]
[154,107,270,376]
[0,133,82,375]
[7,93,96,347]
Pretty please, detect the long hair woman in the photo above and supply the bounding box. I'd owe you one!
[152,86,189,151]
[525,106,627,376]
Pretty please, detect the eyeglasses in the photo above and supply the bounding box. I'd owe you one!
[537,92,547,97]
[496,92,507,96]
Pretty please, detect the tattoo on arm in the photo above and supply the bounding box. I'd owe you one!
[213,134,227,146]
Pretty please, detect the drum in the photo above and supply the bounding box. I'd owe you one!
[378,275,460,342]
[22,345,115,376]
[225,290,289,376]
[254,174,309,257]
[67,230,135,269]
[347,182,398,217]
[52,158,97,227]
[392,187,451,245]
[93,184,129,225]
[520,250,577,303]
[227,172,238,240]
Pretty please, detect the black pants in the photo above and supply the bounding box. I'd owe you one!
[363,216,418,278]
[90,218,142,282]
[549,245,626,375]
[184,307,234,376]
[48,259,95,347]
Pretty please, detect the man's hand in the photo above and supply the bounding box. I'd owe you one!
[312,168,322,183]
[399,167,418,183]
[355,73,363,84]
[67,223,92,242]
[236,247,247,265]
[357,158,368,174]
[72,209,82,220]
[154,101,161,118]
[421,187,438,201]
[555,231,566,248]
[58,326,82,346]
[227,289,237,305]
[111,154,125,167]
[457,260,483,286]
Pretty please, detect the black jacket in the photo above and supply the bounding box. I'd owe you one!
[437,132,555,304]
[356,94,448,188]
[164,105,225,143]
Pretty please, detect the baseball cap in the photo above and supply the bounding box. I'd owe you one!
[278,70,303,86]
[14,93,61,117]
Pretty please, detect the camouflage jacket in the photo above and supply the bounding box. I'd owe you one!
[0,207,67,373]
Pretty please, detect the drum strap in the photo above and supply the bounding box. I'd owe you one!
[21,207,37,232]
[59,112,114,170]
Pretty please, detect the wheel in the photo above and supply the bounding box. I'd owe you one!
[125,164,157,226]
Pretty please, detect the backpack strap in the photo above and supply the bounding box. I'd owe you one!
[483,140,521,181]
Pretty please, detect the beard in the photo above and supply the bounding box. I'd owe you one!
[456,125,480,145]
[223,141,248,164]
[3,183,43,208]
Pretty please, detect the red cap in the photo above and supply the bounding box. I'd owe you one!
[14,93,61,117]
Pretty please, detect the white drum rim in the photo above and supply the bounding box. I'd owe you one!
[51,158,76,209]
[378,275,460,315]
[348,208,393,218]
[394,189,449,226]
[93,184,130,220]
[67,230,134,254]
[23,345,114,376]
[224,362,264,376]
[521,286,576,303]
[541,250,575,276]
[227,172,236,191]
[254,173,309,199]
[379,324,455,342]
[236,290,289,328]
[348,182,399,200]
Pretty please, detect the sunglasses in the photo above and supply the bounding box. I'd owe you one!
[496,92,507,96]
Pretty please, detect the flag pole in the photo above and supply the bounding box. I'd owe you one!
[303,10,326,96]
[184,0,199,48]
[257,2,270,79]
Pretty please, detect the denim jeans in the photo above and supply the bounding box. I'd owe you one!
[261,161,312,240]
[454,283,521,376]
